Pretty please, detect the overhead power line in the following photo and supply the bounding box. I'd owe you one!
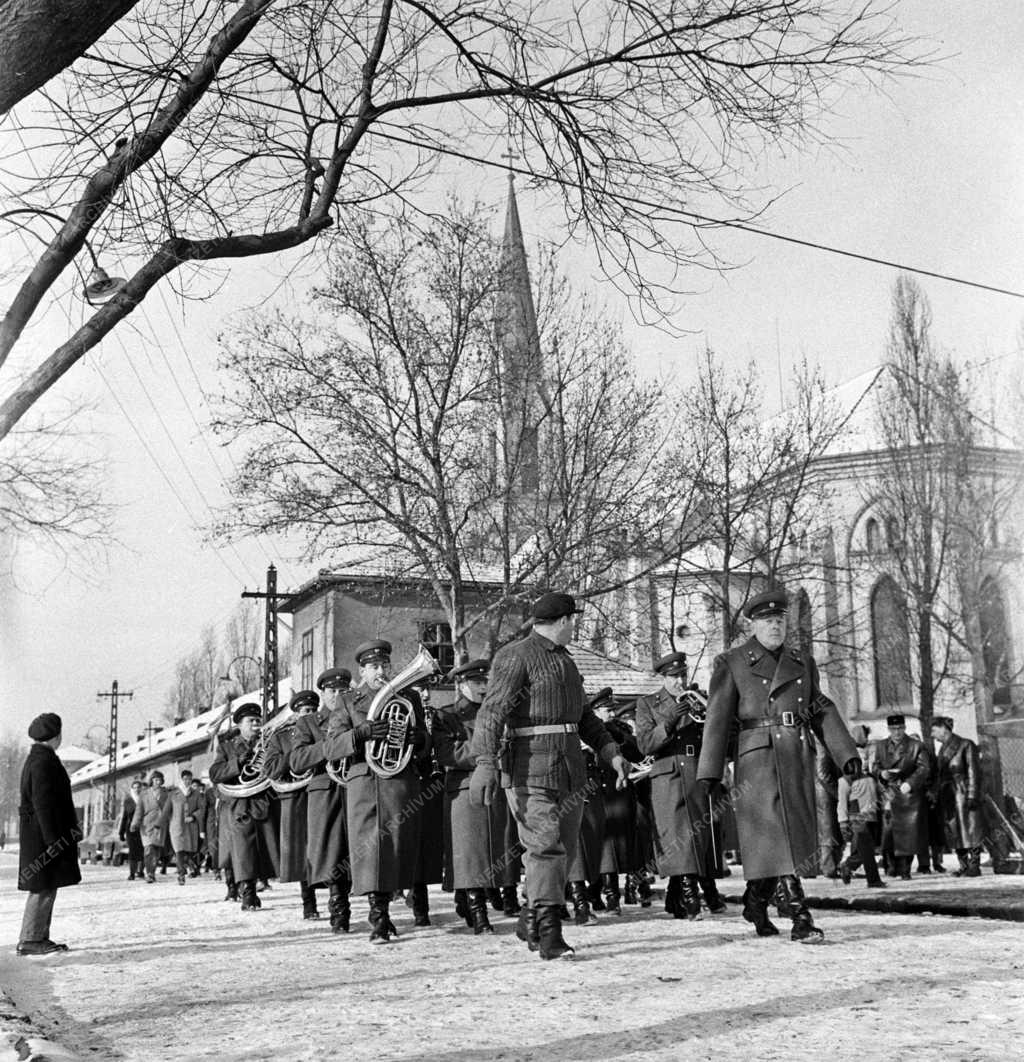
[369,128,1024,302]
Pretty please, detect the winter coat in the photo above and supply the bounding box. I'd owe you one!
[264,723,309,882]
[167,784,203,853]
[119,795,144,861]
[933,733,985,849]
[290,708,348,887]
[872,735,930,856]
[18,743,83,893]
[698,637,857,879]
[131,787,171,847]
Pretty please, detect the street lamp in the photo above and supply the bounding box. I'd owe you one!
[220,654,264,691]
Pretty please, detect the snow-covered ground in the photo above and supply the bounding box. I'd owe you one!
[2,854,1022,1061]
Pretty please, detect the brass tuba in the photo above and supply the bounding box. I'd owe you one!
[366,645,440,778]
[217,724,271,799]
[270,720,314,794]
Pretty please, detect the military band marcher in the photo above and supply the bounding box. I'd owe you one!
[434,658,518,935]
[873,713,930,880]
[635,652,720,920]
[265,690,318,918]
[209,703,280,911]
[323,640,429,944]
[469,591,629,961]
[292,667,352,931]
[566,707,606,924]
[697,588,859,943]
[929,717,985,877]
[409,682,445,927]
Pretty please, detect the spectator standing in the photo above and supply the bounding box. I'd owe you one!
[131,771,171,883]
[167,770,203,884]
[930,717,985,877]
[119,779,145,880]
[837,761,886,888]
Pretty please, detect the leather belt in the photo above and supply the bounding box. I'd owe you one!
[658,745,697,758]
[740,713,798,730]
[510,723,578,737]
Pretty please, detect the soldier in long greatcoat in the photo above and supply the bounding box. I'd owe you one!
[635,653,723,921]
[697,588,858,943]
[209,703,280,911]
[872,713,930,879]
[323,639,428,944]
[291,667,352,932]
[929,717,985,876]
[409,684,446,927]
[264,690,318,918]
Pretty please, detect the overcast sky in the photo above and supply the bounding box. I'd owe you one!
[2,1,1022,746]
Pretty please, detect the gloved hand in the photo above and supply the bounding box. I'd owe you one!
[842,757,863,779]
[899,781,912,795]
[469,762,500,807]
[698,778,720,805]
[610,753,630,791]
[356,719,391,743]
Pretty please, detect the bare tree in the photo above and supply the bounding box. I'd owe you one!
[165,622,221,721]
[0,0,922,441]
[214,201,680,655]
[0,730,26,839]
[220,601,263,693]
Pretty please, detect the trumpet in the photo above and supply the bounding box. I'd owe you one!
[678,688,708,723]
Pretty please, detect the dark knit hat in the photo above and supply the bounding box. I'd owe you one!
[28,712,62,742]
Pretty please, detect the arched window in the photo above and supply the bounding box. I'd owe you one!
[980,577,1013,709]
[871,576,912,712]
[792,588,813,656]
[865,518,880,553]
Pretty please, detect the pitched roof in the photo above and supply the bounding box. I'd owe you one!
[569,643,661,698]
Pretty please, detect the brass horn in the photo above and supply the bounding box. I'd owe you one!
[216,724,271,798]
[365,645,440,778]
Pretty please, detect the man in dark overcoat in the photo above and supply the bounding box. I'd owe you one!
[323,640,429,944]
[118,779,144,880]
[264,690,318,918]
[566,731,605,923]
[434,658,520,935]
[291,667,352,932]
[408,682,446,927]
[17,713,81,955]
[635,652,723,920]
[209,703,279,910]
[929,717,985,876]
[697,588,858,942]
[873,713,930,879]
[468,592,628,961]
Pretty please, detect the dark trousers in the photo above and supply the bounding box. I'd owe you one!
[510,782,585,908]
[20,888,57,944]
[844,821,882,884]
[144,844,161,880]
[175,850,196,878]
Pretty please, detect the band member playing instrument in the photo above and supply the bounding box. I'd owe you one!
[697,587,859,943]
[291,668,352,932]
[264,690,318,919]
[209,703,280,911]
[434,659,522,935]
[323,640,429,944]
[469,592,629,961]
[635,652,719,920]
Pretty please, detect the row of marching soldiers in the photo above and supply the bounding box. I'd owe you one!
[208,636,726,943]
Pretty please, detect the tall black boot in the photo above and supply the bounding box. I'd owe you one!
[328,880,351,933]
[588,879,606,911]
[664,875,683,917]
[240,879,261,911]
[778,875,824,943]
[624,875,639,905]
[965,847,982,877]
[454,888,472,926]
[368,892,392,944]
[602,873,622,915]
[536,905,574,961]
[501,885,521,916]
[411,882,431,926]
[742,877,779,937]
[678,875,703,920]
[224,867,239,902]
[515,903,540,952]
[300,880,319,920]
[569,880,597,926]
[486,887,503,912]
[637,874,653,908]
[468,888,495,935]
[700,876,727,914]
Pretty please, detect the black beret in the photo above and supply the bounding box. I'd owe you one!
[532,591,583,622]
[930,716,954,731]
[744,588,790,619]
[290,689,320,711]
[653,651,688,677]
[354,639,392,666]
[28,712,62,742]
[886,714,906,726]
[450,659,490,682]
[232,702,262,725]
[587,687,615,710]
[316,667,352,691]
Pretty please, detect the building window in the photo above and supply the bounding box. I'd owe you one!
[300,629,314,690]
[419,621,455,674]
[871,576,912,713]
[865,518,880,553]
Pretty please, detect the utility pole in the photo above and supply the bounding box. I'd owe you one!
[242,564,294,724]
[97,680,133,819]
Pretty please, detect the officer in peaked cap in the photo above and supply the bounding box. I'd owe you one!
[289,690,320,712]
[874,711,930,880]
[354,639,392,666]
[232,702,261,725]
[316,667,352,692]
[653,651,688,677]
[698,583,858,943]
[449,659,491,684]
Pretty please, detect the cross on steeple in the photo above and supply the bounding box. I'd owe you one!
[500,145,520,180]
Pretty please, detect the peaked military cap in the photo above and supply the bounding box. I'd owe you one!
[743,588,790,619]
[532,591,583,621]
[289,689,320,711]
[316,666,352,691]
[232,702,262,724]
[587,686,615,710]
[653,651,688,677]
[354,639,392,666]
[450,658,490,682]
[886,713,906,726]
